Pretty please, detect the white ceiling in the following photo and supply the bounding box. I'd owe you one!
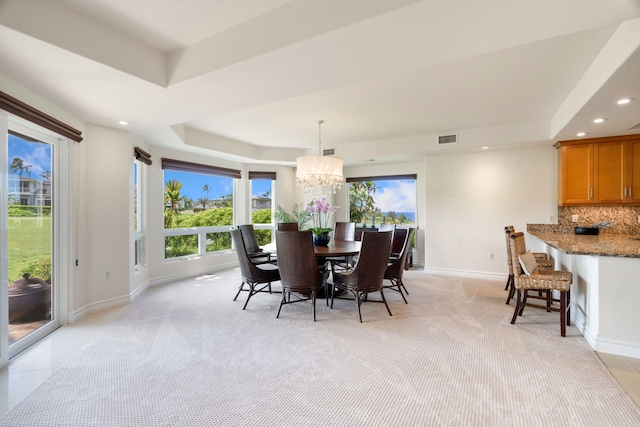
[1,0,640,166]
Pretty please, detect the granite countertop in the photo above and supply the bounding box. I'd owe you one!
[527,230,640,258]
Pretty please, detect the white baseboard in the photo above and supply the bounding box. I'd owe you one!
[594,337,640,359]
[68,294,131,323]
[68,262,239,323]
[423,267,507,281]
[149,261,238,287]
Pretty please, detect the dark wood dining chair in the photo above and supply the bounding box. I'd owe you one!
[277,222,298,231]
[384,227,415,302]
[333,222,356,240]
[238,224,274,264]
[231,228,280,310]
[275,230,330,321]
[328,222,356,271]
[378,223,395,232]
[331,230,393,322]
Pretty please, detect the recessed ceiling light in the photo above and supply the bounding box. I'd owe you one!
[119,121,128,126]
[593,118,606,124]
[616,98,633,105]
[577,132,587,137]
[481,146,489,150]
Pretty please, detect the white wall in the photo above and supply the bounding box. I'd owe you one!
[424,145,558,277]
[75,124,131,316]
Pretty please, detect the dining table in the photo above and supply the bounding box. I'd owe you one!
[263,238,362,298]
[262,239,361,258]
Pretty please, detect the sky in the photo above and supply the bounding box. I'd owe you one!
[9,131,413,214]
[164,170,271,201]
[8,134,52,179]
[359,179,416,214]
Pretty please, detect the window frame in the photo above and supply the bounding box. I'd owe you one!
[161,158,240,260]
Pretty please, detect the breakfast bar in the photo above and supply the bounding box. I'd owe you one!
[526,227,640,359]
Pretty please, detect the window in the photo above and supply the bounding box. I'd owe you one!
[133,147,151,269]
[347,175,417,227]
[249,171,275,246]
[162,158,240,259]
[133,161,143,269]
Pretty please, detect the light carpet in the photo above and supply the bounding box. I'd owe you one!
[2,269,640,426]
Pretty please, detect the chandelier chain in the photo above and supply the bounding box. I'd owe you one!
[318,120,324,156]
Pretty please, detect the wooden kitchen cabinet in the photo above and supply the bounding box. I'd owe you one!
[555,134,640,206]
[627,139,640,204]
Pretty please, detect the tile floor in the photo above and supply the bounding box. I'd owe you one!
[0,306,126,416]
[1,283,640,417]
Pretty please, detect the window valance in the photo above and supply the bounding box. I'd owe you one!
[0,90,83,142]
[161,158,241,179]
[248,171,276,180]
[134,147,152,165]
[346,174,417,183]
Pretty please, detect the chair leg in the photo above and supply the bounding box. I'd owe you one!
[276,292,286,318]
[401,280,409,295]
[242,283,256,310]
[233,280,245,301]
[355,291,363,323]
[505,275,515,304]
[380,288,393,317]
[566,290,571,326]
[330,287,336,309]
[560,290,567,337]
[312,290,317,322]
[396,279,408,304]
[504,274,511,291]
[519,290,528,315]
[511,289,522,325]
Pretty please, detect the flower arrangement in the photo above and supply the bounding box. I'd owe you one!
[305,196,340,236]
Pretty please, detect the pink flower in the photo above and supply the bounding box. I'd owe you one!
[306,196,339,230]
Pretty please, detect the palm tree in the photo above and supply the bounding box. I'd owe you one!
[40,170,52,181]
[196,197,208,210]
[164,179,184,214]
[9,157,33,177]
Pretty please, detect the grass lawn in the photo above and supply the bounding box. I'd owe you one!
[7,217,51,283]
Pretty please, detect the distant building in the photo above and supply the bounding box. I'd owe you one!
[8,176,51,206]
[251,196,271,211]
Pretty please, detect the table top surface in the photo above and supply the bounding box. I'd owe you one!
[263,239,361,257]
[313,240,361,256]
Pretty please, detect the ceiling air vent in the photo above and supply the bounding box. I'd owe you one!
[438,133,458,145]
[323,148,336,156]
[628,122,640,130]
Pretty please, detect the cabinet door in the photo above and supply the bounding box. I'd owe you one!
[561,144,593,204]
[626,140,640,204]
[594,141,625,204]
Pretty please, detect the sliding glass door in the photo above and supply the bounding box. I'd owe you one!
[1,117,68,362]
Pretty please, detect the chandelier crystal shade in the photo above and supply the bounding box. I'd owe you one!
[296,120,344,193]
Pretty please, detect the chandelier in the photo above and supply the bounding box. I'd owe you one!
[296,120,344,193]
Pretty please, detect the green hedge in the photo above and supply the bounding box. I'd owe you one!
[8,205,51,217]
[164,207,273,258]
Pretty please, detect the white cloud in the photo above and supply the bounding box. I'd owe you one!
[373,181,416,213]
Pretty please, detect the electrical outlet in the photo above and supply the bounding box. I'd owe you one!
[488,252,494,260]
[572,214,579,222]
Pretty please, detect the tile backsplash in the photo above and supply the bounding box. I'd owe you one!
[529,206,640,235]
